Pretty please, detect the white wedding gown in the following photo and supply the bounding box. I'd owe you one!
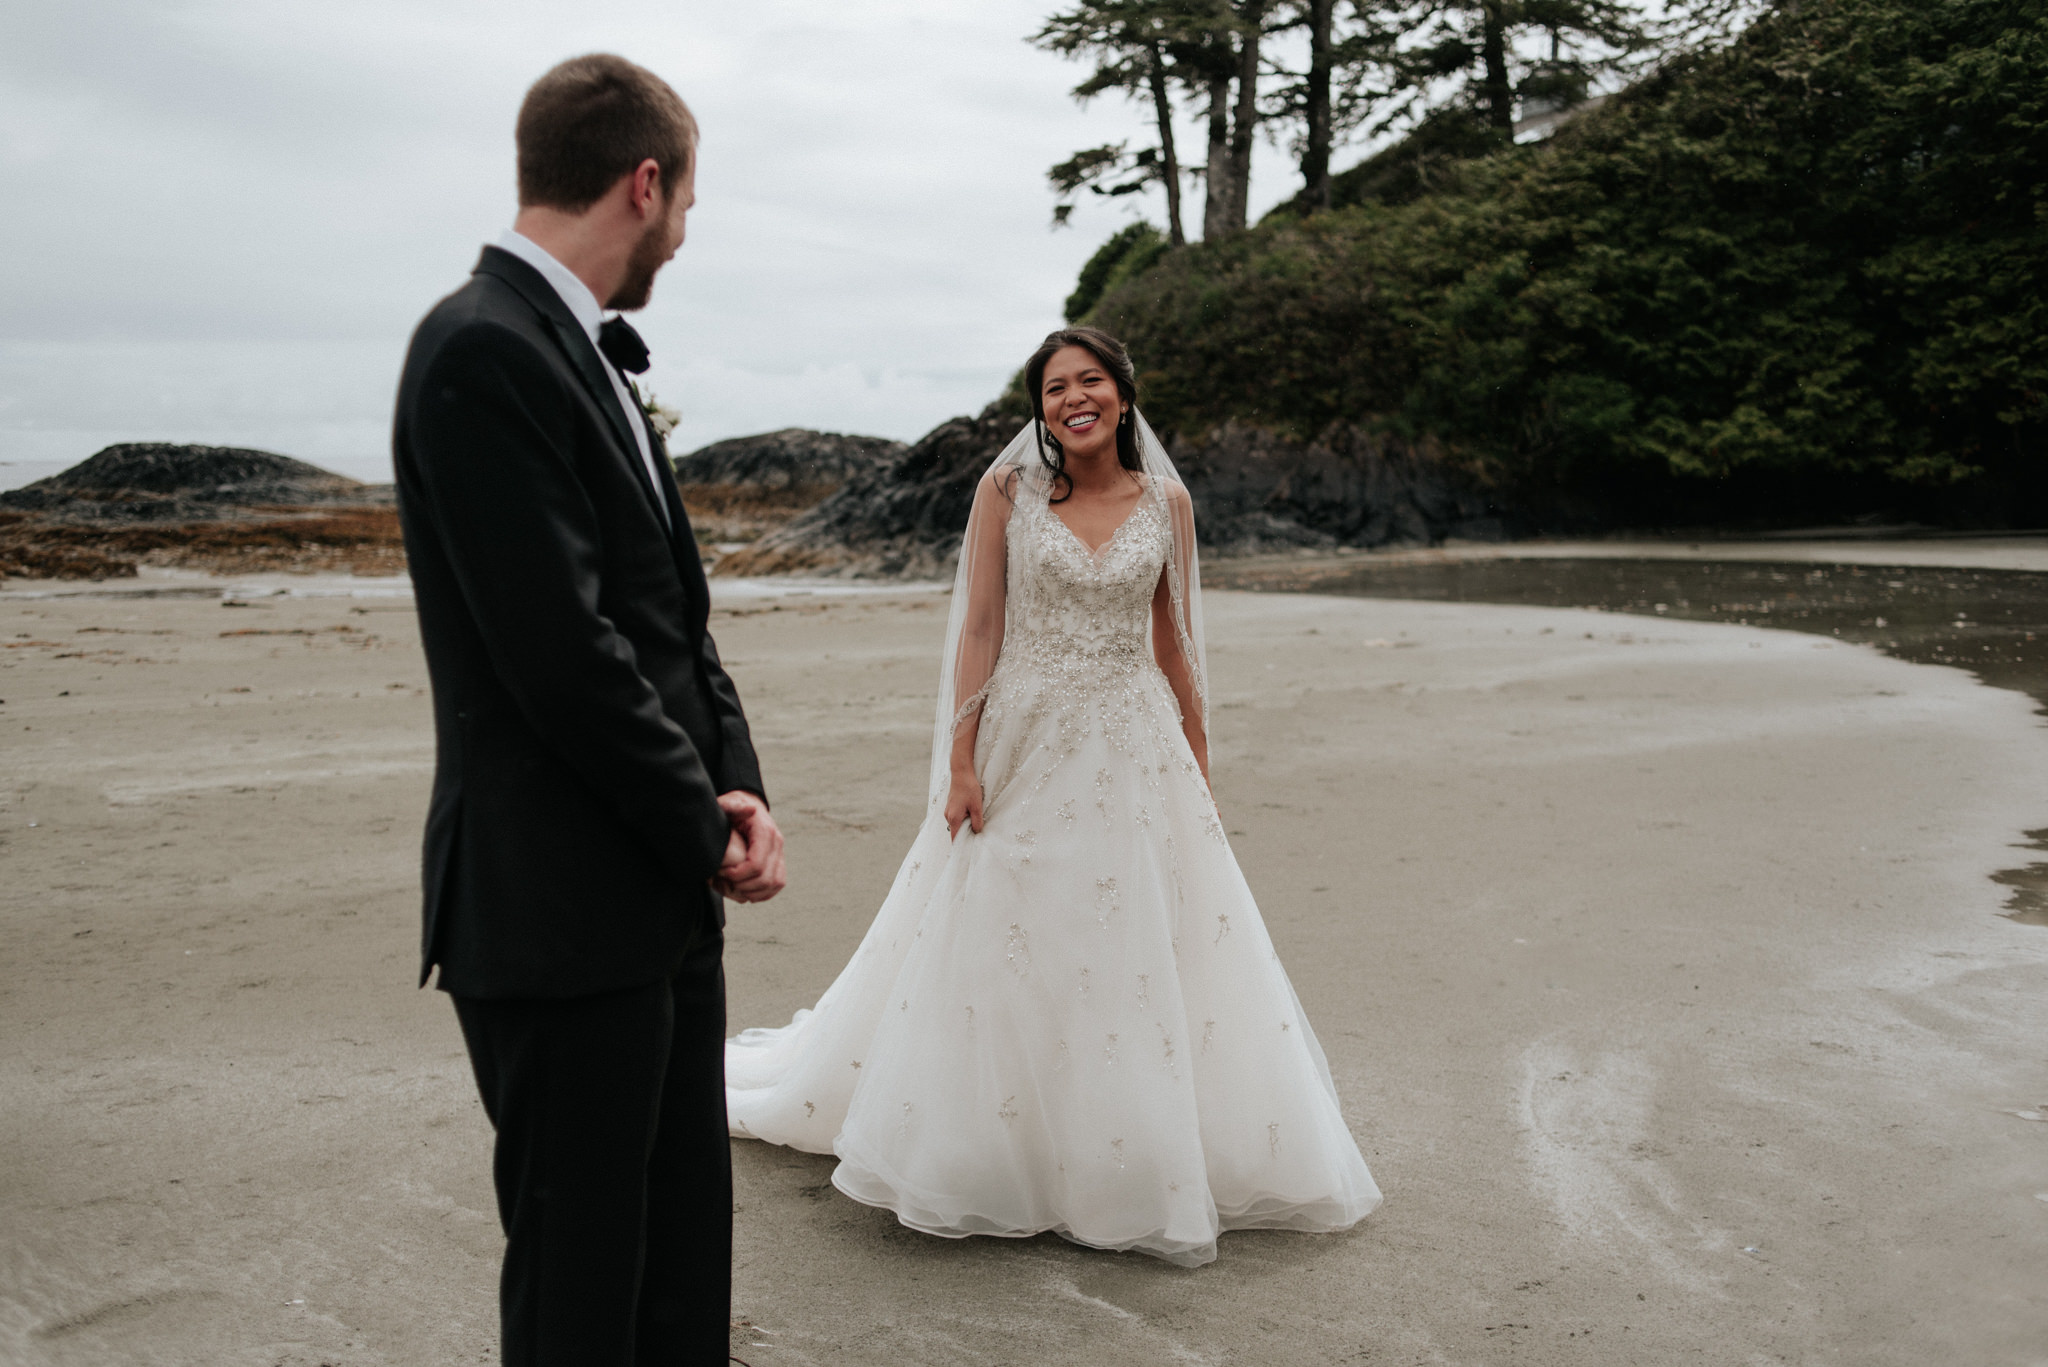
[726,479,1380,1267]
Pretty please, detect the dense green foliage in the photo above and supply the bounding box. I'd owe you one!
[1064,222,1170,321]
[1088,0,2048,522]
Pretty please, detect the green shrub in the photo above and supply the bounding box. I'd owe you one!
[1065,222,1169,324]
[1088,0,2048,521]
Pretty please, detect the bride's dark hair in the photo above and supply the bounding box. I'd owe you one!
[1024,326,1142,502]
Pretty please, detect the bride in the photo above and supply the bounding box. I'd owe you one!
[725,327,1380,1266]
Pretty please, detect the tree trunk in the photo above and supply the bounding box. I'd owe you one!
[1302,0,1333,213]
[1480,0,1514,134]
[1147,42,1186,247]
[1226,0,1265,232]
[1202,66,1233,241]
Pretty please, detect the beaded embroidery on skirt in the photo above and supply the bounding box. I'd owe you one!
[725,487,1380,1266]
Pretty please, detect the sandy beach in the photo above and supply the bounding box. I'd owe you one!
[3,572,2046,1365]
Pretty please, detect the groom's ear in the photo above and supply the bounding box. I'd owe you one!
[626,158,665,219]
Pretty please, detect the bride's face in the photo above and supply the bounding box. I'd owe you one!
[1039,346,1127,460]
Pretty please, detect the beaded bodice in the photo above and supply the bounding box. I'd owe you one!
[1002,493,1170,676]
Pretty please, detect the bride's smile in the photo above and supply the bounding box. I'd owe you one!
[1038,347,1127,462]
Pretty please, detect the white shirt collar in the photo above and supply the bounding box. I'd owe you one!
[494,229,603,345]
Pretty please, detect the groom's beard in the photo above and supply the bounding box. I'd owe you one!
[606,214,670,312]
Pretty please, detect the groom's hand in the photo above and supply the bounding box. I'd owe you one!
[713,790,786,903]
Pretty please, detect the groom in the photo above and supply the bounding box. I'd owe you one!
[393,54,784,1366]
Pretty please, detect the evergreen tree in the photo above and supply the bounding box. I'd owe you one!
[1267,1,1409,213]
[1222,0,1268,231]
[1300,0,1339,209]
[1661,0,1783,50]
[1040,0,1433,239]
[1035,0,1226,244]
[1188,7,1245,239]
[1393,0,1653,139]
[1036,0,1285,243]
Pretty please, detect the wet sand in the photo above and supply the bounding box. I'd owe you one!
[3,573,2047,1364]
[1211,551,2048,930]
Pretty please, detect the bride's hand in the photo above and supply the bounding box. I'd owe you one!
[945,769,984,840]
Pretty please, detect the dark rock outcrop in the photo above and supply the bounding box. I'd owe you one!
[716,411,1501,578]
[672,428,905,547]
[1173,423,1502,553]
[674,427,904,492]
[0,443,382,523]
[0,444,401,581]
[715,410,1015,577]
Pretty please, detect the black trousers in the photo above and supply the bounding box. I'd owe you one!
[452,926,731,1367]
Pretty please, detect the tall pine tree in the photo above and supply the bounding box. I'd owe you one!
[1034,0,1229,244]
[1036,0,1285,243]
[1266,1,1408,213]
[1394,1,1652,140]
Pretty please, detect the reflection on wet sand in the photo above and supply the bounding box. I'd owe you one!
[1210,554,2048,928]
[1990,830,2048,927]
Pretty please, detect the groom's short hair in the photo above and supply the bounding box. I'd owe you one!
[516,54,698,212]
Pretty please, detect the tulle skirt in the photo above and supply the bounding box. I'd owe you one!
[726,655,1380,1266]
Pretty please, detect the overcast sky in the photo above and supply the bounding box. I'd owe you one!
[0,0,1315,482]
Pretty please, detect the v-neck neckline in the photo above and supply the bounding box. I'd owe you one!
[1049,485,1148,557]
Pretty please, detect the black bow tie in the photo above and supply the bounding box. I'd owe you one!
[598,316,650,375]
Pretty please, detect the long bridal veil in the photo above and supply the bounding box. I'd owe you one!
[927,411,1208,810]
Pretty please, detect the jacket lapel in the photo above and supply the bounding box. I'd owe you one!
[474,248,670,531]
[635,403,717,608]
[474,248,711,612]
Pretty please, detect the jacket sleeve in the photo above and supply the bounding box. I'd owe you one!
[408,318,730,887]
[699,630,766,802]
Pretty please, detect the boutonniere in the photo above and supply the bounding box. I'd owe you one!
[628,379,681,455]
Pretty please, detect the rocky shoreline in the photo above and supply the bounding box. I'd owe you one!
[714,408,1503,578]
[0,444,402,580]
[2,420,1504,581]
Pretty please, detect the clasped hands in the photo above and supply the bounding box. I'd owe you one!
[714,790,786,902]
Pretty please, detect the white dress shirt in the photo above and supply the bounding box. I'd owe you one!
[493,229,670,529]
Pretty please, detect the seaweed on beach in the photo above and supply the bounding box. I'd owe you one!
[0,507,407,580]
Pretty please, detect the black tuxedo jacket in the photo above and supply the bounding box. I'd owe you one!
[393,245,763,1000]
